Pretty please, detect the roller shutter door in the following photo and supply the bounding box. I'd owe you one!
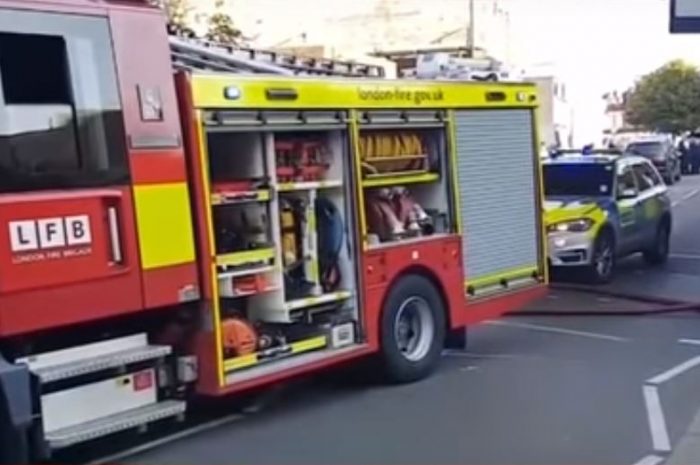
[454,109,541,287]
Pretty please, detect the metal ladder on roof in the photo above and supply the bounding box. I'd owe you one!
[169,36,386,78]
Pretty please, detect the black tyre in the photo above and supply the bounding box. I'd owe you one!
[586,230,616,284]
[379,275,446,383]
[644,221,671,266]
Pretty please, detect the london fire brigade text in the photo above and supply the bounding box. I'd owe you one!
[8,215,93,263]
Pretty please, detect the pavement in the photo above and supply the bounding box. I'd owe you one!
[115,175,700,465]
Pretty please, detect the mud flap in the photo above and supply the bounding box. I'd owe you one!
[0,354,34,463]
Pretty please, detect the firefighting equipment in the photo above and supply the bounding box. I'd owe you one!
[221,318,258,356]
[365,187,434,242]
[280,198,315,299]
[366,188,406,241]
[316,196,344,292]
[275,139,329,182]
[359,132,427,175]
[280,198,303,267]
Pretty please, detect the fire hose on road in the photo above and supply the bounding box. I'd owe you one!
[506,282,700,317]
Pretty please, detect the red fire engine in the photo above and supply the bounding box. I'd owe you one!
[0,0,547,461]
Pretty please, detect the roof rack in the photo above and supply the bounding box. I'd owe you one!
[169,36,386,78]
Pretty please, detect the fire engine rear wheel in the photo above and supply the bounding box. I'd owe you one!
[379,275,446,383]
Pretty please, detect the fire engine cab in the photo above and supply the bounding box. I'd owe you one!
[0,0,547,461]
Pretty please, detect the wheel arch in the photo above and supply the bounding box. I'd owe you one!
[597,221,617,246]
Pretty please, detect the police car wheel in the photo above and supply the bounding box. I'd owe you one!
[587,232,615,284]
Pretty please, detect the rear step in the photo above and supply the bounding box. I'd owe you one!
[33,345,171,383]
[13,334,191,452]
[17,334,171,383]
[46,400,186,449]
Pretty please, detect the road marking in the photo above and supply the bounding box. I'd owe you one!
[679,338,700,346]
[643,385,672,452]
[443,350,521,360]
[88,413,246,465]
[486,320,629,342]
[672,188,699,207]
[669,253,700,260]
[682,188,700,201]
[633,454,665,465]
[633,454,666,465]
[646,355,700,385]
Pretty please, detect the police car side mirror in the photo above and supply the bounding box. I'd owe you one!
[618,188,638,200]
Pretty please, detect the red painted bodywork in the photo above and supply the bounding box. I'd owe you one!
[361,235,465,348]
[0,0,548,398]
[0,1,198,337]
[174,72,214,303]
[109,6,199,309]
[0,188,143,336]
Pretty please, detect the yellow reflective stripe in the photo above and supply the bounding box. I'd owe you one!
[362,172,439,188]
[466,266,539,290]
[216,248,275,267]
[531,109,549,284]
[350,112,369,251]
[195,110,225,387]
[133,182,195,270]
[446,111,463,235]
[291,336,327,352]
[223,336,328,373]
[191,75,538,110]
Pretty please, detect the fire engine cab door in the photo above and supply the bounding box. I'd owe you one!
[454,109,543,295]
[0,9,143,335]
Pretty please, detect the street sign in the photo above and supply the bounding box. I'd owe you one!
[671,0,700,33]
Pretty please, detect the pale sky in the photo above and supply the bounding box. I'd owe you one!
[201,0,700,144]
[505,0,700,143]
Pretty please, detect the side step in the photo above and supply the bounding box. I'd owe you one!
[46,400,186,449]
[16,334,171,383]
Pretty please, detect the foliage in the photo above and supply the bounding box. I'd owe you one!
[206,0,243,44]
[625,60,700,134]
[149,0,196,36]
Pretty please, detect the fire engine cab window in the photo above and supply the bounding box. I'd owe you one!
[0,11,127,193]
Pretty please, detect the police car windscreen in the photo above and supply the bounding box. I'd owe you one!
[543,163,614,197]
[626,142,663,158]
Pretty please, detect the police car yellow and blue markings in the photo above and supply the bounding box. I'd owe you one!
[544,197,615,239]
[543,151,622,241]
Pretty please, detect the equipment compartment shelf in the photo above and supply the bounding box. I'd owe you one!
[224,335,328,372]
[218,265,280,298]
[211,189,271,206]
[216,248,275,268]
[284,290,352,312]
[362,172,440,188]
[277,179,343,192]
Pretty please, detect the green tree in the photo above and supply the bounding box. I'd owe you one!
[206,0,243,44]
[625,60,700,134]
[149,0,196,37]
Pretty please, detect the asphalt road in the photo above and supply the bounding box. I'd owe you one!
[120,175,700,465]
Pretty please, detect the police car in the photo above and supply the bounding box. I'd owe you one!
[543,148,672,283]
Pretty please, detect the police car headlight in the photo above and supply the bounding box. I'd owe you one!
[547,218,594,233]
